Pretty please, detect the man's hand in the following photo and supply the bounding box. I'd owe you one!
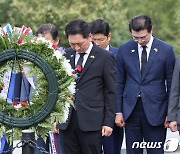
[101,126,113,136]
[53,122,60,134]
[115,113,125,127]
[169,121,178,132]
[164,117,169,128]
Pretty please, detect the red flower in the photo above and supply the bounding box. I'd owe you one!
[13,101,18,106]
[21,100,29,107]
[72,70,76,74]
[52,44,57,49]
[76,65,82,73]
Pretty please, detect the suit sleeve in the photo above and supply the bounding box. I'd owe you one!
[165,45,175,97]
[167,56,180,122]
[116,45,126,113]
[103,53,117,128]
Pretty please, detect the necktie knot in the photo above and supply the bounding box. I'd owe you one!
[79,52,86,57]
[142,46,147,50]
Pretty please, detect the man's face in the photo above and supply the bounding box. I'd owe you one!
[131,29,152,46]
[68,34,92,53]
[92,33,111,49]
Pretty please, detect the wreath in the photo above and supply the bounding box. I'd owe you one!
[0,24,75,141]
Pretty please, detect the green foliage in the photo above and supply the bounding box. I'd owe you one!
[0,0,129,48]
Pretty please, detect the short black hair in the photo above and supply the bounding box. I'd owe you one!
[90,19,110,37]
[65,19,90,38]
[36,23,58,40]
[129,15,152,33]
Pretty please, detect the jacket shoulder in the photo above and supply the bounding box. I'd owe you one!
[64,48,74,58]
[154,38,173,49]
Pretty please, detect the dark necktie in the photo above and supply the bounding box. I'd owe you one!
[76,53,86,73]
[141,46,147,75]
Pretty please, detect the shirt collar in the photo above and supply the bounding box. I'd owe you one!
[105,45,110,51]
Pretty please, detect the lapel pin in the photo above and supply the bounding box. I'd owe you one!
[154,48,158,52]
[131,49,135,53]
[70,54,74,57]
[90,55,95,58]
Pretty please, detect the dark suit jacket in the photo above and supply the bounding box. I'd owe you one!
[116,37,175,126]
[57,43,116,131]
[109,45,118,57]
[167,56,180,127]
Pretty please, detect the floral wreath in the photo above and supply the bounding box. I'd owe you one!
[0,24,75,141]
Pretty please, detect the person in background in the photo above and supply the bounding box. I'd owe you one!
[115,15,175,154]
[36,23,64,52]
[167,56,180,132]
[91,19,124,154]
[54,19,116,154]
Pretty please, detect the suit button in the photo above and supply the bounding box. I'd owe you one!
[76,88,79,91]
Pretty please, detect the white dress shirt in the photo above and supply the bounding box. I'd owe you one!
[138,35,154,69]
[75,42,93,67]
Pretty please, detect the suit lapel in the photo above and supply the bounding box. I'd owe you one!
[130,42,141,81]
[76,45,97,83]
[141,38,159,81]
[69,51,76,69]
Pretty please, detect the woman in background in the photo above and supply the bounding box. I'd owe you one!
[36,23,65,52]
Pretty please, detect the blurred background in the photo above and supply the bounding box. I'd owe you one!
[0,0,179,53]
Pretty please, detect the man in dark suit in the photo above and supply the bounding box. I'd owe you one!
[115,15,175,154]
[54,19,116,154]
[91,19,124,154]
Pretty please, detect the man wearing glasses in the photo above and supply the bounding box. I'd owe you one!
[91,19,124,154]
[115,15,175,154]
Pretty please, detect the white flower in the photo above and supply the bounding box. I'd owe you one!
[62,59,74,76]
[36,36,49,44]
[63,102,70,122]
[53,50,63,61]
[36,37,54,50]
[68,81,76,94]
[14,104,22,109]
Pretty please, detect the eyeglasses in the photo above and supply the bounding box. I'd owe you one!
[92,37,107,43]
[132,34,149,41]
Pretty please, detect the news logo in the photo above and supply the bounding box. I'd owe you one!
[132,141,163,149]
[164,138,179,152]
[131,138,180,152]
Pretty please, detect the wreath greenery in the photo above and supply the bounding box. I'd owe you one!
[0,29,75,142]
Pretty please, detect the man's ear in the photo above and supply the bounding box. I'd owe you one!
[107,33,111,41]
[89,33,93,41]
[54,37,60,45]
[151,28,153,35]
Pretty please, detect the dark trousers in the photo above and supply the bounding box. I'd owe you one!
[60,109,103,154]
[125,98,166,154]
[102,125,124,154]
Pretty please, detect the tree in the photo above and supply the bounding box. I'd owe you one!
[0,0,179,53]
[0,0,129,48]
